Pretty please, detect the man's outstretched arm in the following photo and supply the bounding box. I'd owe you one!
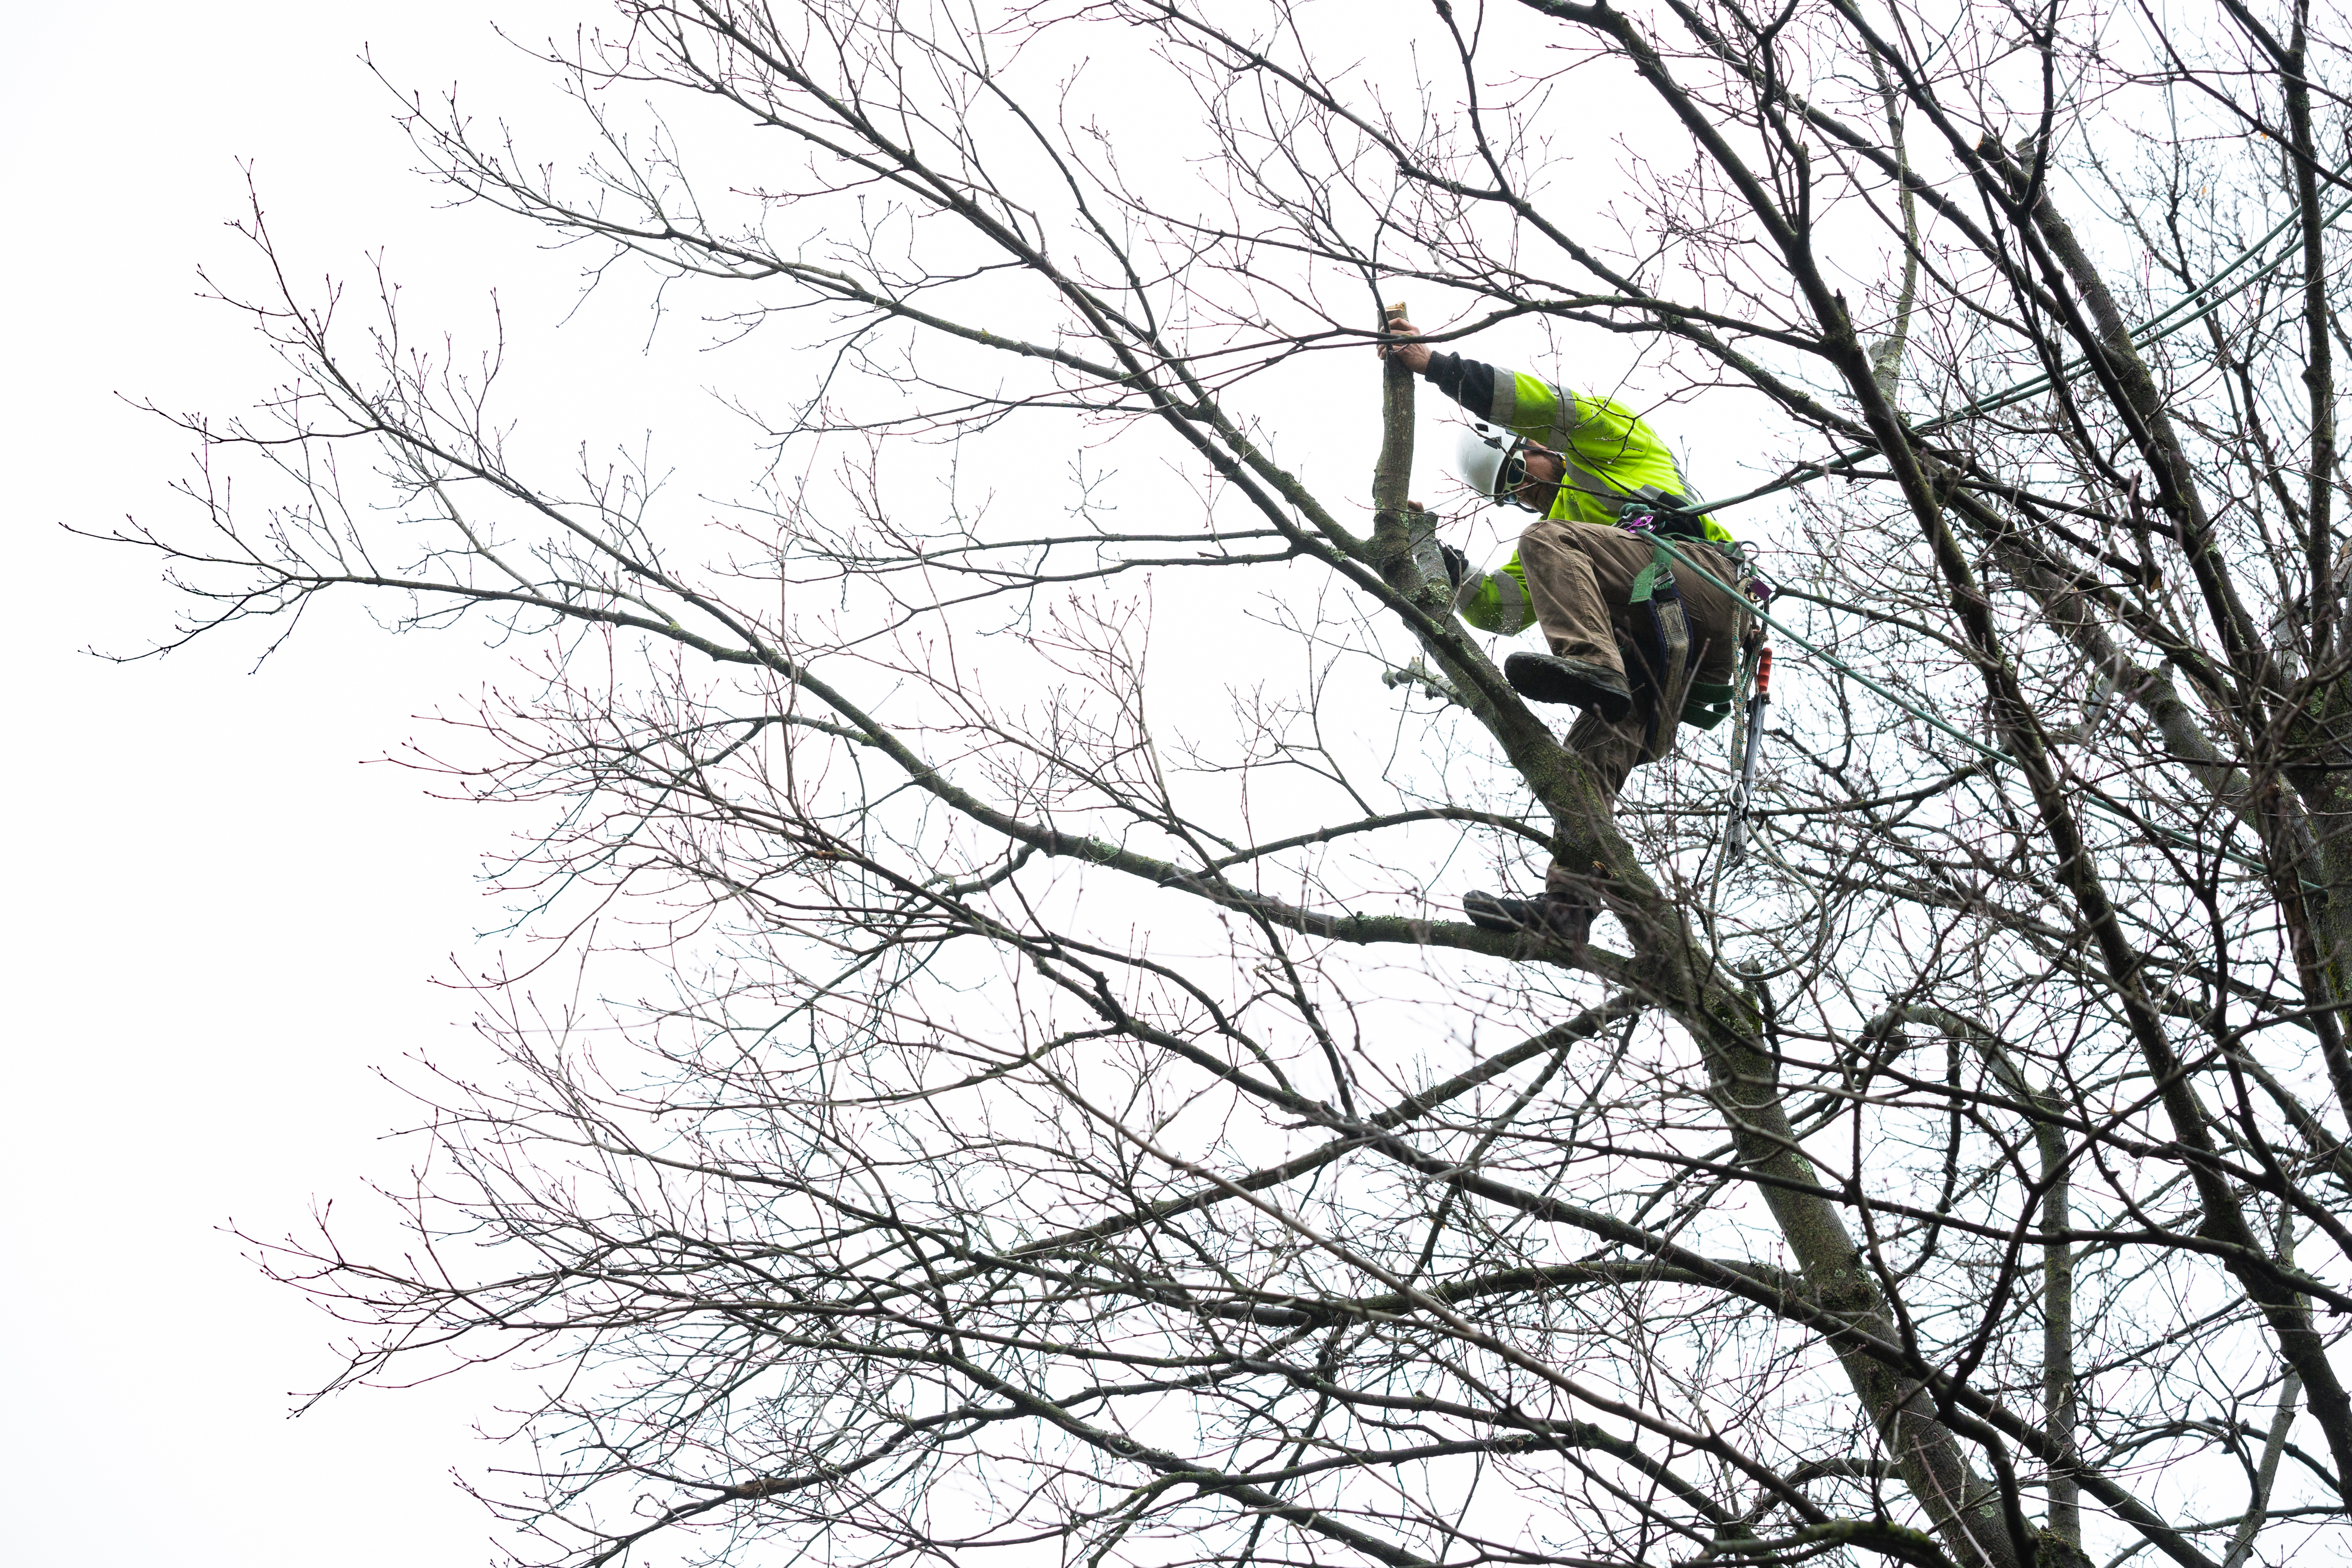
[1381,320,1515,428]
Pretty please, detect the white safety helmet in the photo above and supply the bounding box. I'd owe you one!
[1454,421,1535,511]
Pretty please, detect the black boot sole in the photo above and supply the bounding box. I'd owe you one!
[1503,653,1635,721]
[1462,890,1525,933]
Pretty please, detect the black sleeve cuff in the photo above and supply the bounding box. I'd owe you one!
[1422,352,1495,421]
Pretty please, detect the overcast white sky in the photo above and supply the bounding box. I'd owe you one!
[1,6,1780,1562]
[3,6,597,1562]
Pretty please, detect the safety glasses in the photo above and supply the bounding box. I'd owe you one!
[1494,439,1552,513]
[1493,440,1530,500]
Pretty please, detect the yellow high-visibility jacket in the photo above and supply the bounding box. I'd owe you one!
[1426,352,1733,635]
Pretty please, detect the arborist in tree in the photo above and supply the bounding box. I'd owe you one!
[1381,322,1758,946]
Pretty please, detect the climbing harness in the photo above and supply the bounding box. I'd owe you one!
[1644,526,2006,767]
[1618,506,1693,756]
[1621,503,1745,741]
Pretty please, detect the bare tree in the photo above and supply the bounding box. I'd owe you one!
[111,1,2352,1564]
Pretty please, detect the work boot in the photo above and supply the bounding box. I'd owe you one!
[1461,890,1596,947]
[1502,652,1635,720]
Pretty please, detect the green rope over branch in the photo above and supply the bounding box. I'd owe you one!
[1696,159,2352,519]
[1642,532,2282,881]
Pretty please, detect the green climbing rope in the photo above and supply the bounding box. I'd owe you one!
[1646,534,2280,879]
[1696,164,2352,520]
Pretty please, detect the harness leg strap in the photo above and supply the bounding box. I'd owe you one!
[1622,530,1693,758]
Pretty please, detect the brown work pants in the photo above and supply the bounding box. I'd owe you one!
[1515,519,1749,901]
